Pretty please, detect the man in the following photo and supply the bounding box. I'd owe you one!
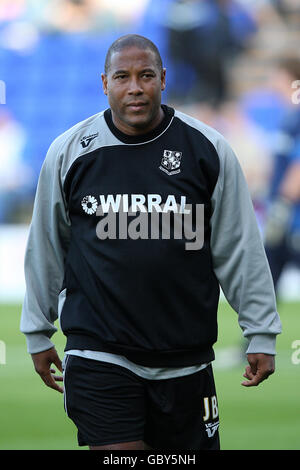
[264,56,300,296]
[20,34,281,450]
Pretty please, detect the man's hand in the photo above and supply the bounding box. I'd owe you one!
[31,347,64,393]
[242,353,275,387]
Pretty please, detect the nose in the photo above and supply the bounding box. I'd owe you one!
[128,77,143,95]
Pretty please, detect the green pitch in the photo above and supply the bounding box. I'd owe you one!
[0,301,299,450]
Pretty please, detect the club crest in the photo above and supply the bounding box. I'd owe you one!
[159,150,182,175]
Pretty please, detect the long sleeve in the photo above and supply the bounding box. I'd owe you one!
[20,138,71,354]
[210,138,282,355]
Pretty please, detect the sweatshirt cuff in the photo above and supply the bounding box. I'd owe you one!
[25,333,55,354]
[246,334,277,355]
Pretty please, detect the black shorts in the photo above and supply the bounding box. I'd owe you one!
[63,355,220,450]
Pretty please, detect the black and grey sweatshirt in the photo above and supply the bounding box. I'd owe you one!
[20,105,281,368]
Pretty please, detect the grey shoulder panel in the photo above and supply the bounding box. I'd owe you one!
[174,109,225,143]
[49,111,124,185]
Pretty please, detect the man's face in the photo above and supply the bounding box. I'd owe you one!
[101,46,166,135]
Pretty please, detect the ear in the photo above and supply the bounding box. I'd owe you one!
[161,68,166,92]
[101,73,108,95]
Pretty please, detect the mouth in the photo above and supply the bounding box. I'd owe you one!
[126,102,148,111]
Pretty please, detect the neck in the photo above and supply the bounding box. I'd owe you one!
[111,106,165,136]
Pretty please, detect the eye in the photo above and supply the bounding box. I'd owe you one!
[115,75,127,80]
[142,73,154,78]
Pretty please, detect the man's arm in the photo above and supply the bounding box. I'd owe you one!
[20,138,71,391]
[210,137,282,386]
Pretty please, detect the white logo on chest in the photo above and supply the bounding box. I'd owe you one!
[159,150,182,175]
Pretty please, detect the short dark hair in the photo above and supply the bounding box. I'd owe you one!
[104,34,163,75]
